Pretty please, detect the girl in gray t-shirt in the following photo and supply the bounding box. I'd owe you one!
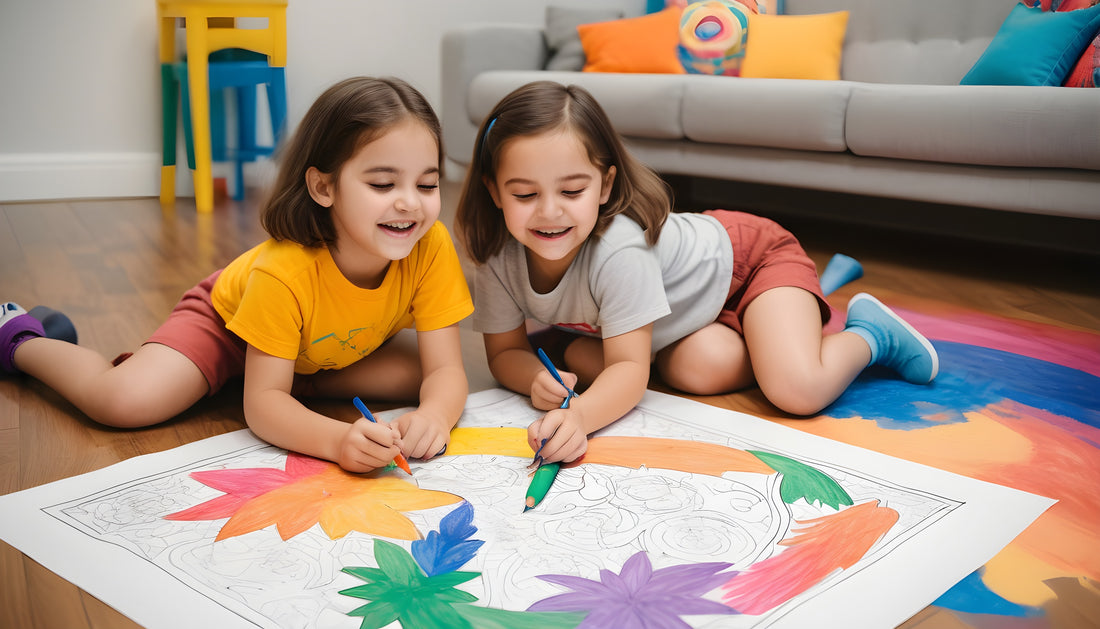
[455,81,939,466]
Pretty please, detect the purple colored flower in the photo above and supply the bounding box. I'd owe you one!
[528,551,738,628]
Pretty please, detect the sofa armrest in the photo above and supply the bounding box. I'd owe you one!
[442,24,547,167]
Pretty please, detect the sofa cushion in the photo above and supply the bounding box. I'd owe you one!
[545,6,624,72]
[961,2,1100,86]
[467,71,688,140]
[740,11,850,80]
[845,83,1100,170]
[682,76,851,152]
[785,0,1018,85]
[577,8,685,74]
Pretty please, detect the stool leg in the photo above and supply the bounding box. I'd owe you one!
[269,69,288,147]
[185,21,214,213]
[211,87,228,164]
[235,85,258,201]
[177,65,197,170]
[160,63,179,206]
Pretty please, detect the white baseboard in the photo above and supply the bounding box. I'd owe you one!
[0,152,163,202]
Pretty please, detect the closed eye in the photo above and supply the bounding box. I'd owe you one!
[562,188,585,197]
[419,184,439,191]
[370,183,394,191]
[513,192,536,200]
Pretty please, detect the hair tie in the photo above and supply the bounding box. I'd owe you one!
[482,117,497,151]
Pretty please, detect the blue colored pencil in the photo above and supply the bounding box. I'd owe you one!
[526,349,572,510]
[352,396,412,475]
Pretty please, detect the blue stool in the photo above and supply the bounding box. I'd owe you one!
[162,50,287,201]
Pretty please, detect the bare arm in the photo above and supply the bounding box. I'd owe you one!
[483,324,580,408]
[242,345,402,473]
[393,324,469,459]
[529,324,653,463]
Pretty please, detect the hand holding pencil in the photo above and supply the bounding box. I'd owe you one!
[525,349,585,511]
[529,348,579,412]
[351,397,413,475]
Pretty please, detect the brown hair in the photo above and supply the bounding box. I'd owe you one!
[455,81,671,265]
[260,76,443,248]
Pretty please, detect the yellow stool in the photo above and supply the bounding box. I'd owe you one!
[158,0,288,213]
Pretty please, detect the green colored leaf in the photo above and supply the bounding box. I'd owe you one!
[342,566,386,581]
[347,600,399,628]
[425,570,480,589]
[456,604,585,629]
[373,539,424,585]
[748,450,853,509]
[339,583,393,600]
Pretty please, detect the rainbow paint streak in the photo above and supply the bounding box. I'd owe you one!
[799,300,1100,623]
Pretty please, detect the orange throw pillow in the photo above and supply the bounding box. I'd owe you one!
[578,8,686,74]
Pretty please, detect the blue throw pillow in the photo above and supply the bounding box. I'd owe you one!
[961,2,1100,86]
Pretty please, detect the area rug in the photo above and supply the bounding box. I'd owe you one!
[775,294,1100,629]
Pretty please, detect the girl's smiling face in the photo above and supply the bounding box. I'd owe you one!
[308,117,441,289]
[486,129,616,291]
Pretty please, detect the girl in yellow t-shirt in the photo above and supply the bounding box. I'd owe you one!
[2,77,473,473]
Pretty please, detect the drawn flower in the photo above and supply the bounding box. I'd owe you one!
[343,538,585,629]
[529,551,737,628]
[342,539,481,628]
[166,452,462,541]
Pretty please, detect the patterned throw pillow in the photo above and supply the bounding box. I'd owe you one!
[1025,0,1100,86]
[677,0,764,76]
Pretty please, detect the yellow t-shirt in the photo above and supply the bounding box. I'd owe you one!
[211,221,473,374]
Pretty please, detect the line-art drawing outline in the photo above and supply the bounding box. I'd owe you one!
[0,388,1051,629]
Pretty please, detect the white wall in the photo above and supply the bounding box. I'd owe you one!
[0,0,626,202]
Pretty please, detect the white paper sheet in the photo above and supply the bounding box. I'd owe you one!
[0,388,1055,628]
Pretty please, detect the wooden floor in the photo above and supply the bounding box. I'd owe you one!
[1,181,1098,629]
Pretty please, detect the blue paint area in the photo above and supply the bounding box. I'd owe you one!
[826,341,1100,431]
[933,569,1039,617]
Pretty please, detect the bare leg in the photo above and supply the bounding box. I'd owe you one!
[297,329,422,401]
[13,338,209,427]
[741,286,870,416]
[656,323,755,394]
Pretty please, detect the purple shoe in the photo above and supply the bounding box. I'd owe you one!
[1,302,46,374]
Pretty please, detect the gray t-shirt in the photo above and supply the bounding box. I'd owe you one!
[473,212,734,351]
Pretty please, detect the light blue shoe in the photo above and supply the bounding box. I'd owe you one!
[845,293,938,384]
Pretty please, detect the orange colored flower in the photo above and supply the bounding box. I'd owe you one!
[166,452,462,541]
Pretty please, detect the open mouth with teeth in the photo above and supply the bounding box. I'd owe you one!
[532,226,573,239]
[379,221,416,234]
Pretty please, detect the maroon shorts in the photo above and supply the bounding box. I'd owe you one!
[704,210,831,335]
[116,270,247,395]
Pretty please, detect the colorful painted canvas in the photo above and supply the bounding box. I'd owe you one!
[0,388,1051,629]
[781,295,1100,625]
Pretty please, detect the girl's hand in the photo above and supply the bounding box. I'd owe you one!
[338,417,404,473]
[530,369,579,411]
[394,409,451,460]
[528,407,588,464]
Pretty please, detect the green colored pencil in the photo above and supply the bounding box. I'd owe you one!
[524,461,561,511]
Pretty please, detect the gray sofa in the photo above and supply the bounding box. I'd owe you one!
[441,0,1100,247]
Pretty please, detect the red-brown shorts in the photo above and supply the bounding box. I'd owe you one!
[115,270,247,395]
[704,210,831,335]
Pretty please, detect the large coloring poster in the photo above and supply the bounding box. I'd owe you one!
[0,389,1053,628]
